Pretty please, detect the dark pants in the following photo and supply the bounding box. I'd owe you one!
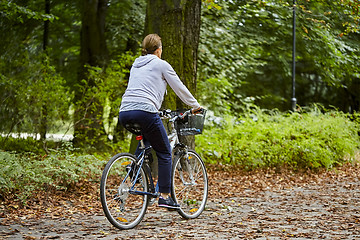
[119,110,172,193]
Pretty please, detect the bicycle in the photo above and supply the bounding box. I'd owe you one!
[100,109,208,229]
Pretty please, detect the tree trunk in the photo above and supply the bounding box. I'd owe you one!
[144,0,202,149]
[40,0,50,141]
[73,0,108,149]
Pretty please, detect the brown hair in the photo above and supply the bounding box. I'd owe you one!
[141,34,162,56]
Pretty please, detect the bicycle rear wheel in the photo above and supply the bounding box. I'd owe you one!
[171,150,208,219]
[100,153,149,229]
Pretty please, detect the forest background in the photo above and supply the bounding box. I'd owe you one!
[0,0,359,201]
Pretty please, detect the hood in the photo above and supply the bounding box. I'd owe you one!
[132,54,158,68]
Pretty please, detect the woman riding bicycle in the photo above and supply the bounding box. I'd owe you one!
[118,33,202,209]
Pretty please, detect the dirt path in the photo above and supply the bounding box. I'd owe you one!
[1,164,360,239]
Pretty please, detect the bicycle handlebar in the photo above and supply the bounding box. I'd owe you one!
[159,108,202,122]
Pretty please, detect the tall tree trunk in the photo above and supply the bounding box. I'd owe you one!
[40,0,50,141]
[144,0,202,148]
[73,0,108,149]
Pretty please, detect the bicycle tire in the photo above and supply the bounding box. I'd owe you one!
[100,153,149,229]
[171,150,208,219]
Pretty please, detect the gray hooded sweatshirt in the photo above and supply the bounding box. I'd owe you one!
[120,54,200,112]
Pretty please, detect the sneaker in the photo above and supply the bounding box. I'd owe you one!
[158,196,180,209]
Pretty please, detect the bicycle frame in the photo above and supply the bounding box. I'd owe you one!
[123,111,198,198]
[125,144,159,198]
[124,111,188,198]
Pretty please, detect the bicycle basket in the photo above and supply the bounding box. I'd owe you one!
[175,109,207,136]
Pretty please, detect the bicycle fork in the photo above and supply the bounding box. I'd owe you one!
[176,148,197,187]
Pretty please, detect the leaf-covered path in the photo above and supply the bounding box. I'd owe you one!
[1,162,360,239]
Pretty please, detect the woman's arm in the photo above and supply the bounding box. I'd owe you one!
[162,61,201,109]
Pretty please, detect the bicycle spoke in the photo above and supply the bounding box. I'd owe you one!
[100,153,149,229]
[172,150,208,219]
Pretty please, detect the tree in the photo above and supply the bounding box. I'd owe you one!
[105,0,146,144]
[73,0,109,148]
[39,0,51,141]
[144,0,202,148]
[145,0,202,109]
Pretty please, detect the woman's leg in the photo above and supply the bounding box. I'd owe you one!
[141,115,172,194]
[119,110,172,193]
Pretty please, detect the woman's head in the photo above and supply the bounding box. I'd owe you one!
[142,34,162,56]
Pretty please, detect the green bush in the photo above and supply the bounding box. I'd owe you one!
[0,143,107,202]
[196,106,360,170]
[0,136,57,154]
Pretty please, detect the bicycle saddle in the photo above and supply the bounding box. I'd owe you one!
[125,123,142,135]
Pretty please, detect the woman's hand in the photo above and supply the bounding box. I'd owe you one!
[191,107,203,114]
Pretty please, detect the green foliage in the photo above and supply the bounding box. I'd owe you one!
[198,0,360,113]
[1,0,359,152]
[198,0,294,113]
[196,106,360,170]
[202,0,222,10]
[0,136,55,154]
[0,144,106,202]
[198,78,233,114]
[106,0,146,55]
[0,53,71,136]
[104,53,137,121]
[72,52,136,149]
[0,0,57,23]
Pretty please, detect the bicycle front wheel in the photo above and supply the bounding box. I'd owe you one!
[100,153,149,230]
[171,150,208,219]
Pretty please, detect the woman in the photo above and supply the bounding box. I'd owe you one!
[119,33,202,209]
